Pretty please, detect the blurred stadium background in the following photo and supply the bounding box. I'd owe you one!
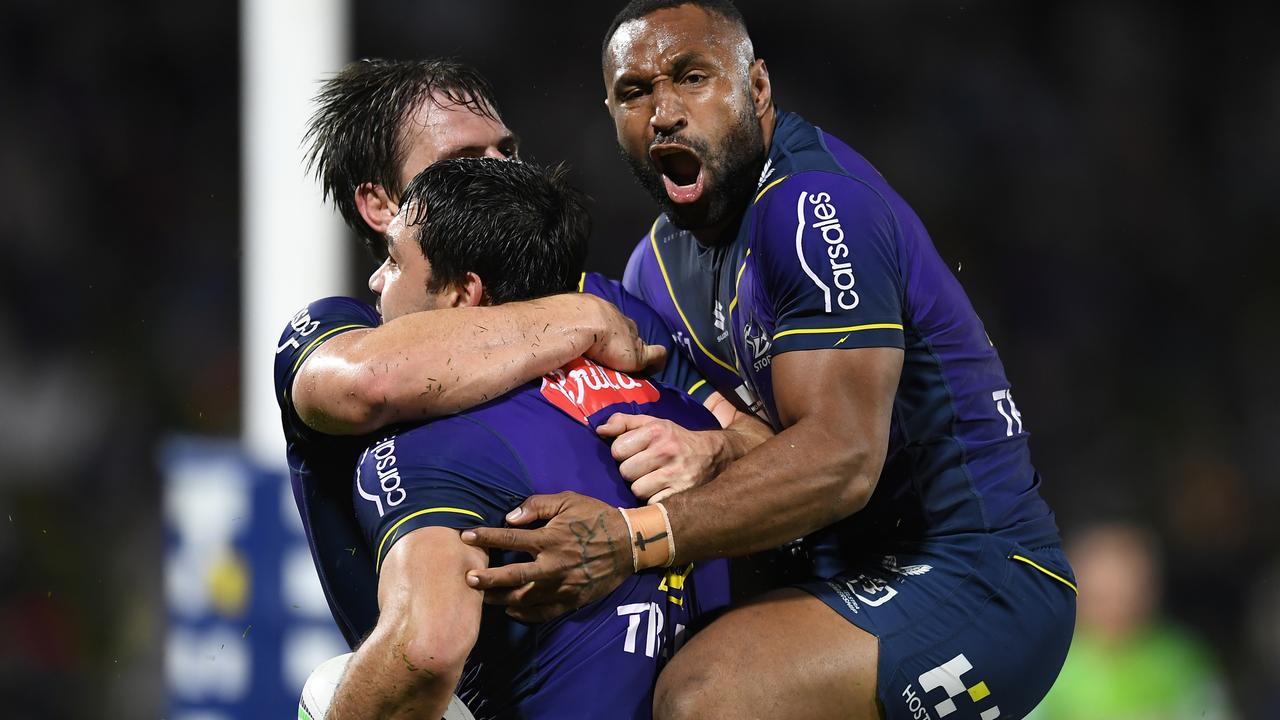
[1,0,1277,717]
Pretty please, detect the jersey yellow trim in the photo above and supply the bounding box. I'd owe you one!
[753,175,789,204]
[375,506,485,572]
[291,324,370,374]
[648,219,737,374]
[728,249,752,313]
[1011,554,1078,595]
[772,323,904,342]
[577,272,586,293]
[686,379,707,395]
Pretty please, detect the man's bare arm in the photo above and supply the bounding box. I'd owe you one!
[462,347,901,621]
[329,527,487,719]
[293,293,664,435]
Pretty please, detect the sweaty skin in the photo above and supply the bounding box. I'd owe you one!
[293,291,663,435]
[461,8,898,718]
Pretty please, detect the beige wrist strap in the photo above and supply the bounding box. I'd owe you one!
[618,504,675,571]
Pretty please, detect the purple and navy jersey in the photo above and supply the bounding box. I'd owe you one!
[624,109,1059,562]
[274,296,384,648]
[354,357,730,720]
[274,275,715,647]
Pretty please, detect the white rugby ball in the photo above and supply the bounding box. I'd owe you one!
[299,652,476,720]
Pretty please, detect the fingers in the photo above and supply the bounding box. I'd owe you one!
[501,492,573,526]
[618,449,670,485]
[465,561,549,590]
[648,487,678,505]
[461,526,541,553]
[629,470,676,504]
[610,424,662,463]
[596,412,660,439]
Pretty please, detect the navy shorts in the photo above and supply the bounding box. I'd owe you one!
[796,533,1076,720]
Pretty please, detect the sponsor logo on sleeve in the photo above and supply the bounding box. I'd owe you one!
[356,436,405,517]
[540,357,661,424]
[795,191,860,313]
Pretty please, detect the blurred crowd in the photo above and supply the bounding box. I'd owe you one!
[0,0,1276,717]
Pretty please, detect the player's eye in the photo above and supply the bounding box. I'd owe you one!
[681,72,707,86]
[620,85,648,102]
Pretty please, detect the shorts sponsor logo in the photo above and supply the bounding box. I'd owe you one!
[795,191,860,314]
[903,653,1002,720]
[843,555,932,607]
[356,435,405,517]
[541,357,660,425]
[824,580,861,614]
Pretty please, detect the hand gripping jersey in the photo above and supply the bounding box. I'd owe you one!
[623,109,1060,576]
[353,357,730,720]
[273,275,715,647]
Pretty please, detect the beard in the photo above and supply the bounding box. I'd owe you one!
[620,99,765,236]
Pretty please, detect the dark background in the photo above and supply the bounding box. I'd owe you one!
[1,0,1276,716]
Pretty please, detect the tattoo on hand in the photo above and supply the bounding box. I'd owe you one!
[568,511,624,592]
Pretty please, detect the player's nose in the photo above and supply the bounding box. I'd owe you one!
[649,81,687,135]
[368,261,386,294]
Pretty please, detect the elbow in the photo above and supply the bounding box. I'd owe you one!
[828,445,883,520]
[296,370,390,436]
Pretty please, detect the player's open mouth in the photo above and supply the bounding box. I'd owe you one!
[650,144,705,204]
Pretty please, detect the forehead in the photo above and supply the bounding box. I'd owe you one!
[400,93,509,161]
[606,5,739,78]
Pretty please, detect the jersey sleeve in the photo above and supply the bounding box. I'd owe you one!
[273,296,381,437]
[753,172,906,356]
[353,416,531,572]
[581,272,715,405]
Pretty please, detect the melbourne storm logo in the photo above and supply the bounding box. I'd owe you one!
[742,321,772,372]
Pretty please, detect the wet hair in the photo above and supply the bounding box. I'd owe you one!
[304,58,504,253]
[601,0,750,68]
[398,158,589,305]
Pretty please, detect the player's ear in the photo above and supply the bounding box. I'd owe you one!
[443,272,485,308]
[749,59,772,118]
[355,182,398,236]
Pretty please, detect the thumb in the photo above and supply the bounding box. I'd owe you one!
[597,412,661,438]
[504,492,572,526]
[640,343,667,373]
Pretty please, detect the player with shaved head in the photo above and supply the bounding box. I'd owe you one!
[463,3,1077,718]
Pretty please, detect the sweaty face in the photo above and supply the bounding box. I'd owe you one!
[367,207,451,322]
[397,94,518,189]
[605,6,766,233]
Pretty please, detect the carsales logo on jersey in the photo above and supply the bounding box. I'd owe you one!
[796,190,860,312]
[357,435,405,517]
[541,357,659,424]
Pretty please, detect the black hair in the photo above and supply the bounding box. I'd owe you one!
[398,158,590,305]
[601,0,750,68]
[304,58,504,252]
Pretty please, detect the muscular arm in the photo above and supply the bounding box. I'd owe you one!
[463,347,899,620]
[663,347,901,558]
[293,293,663,435]
[329,527,487,719]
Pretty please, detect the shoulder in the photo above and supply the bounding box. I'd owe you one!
[364,413,532,489]
[274,296,381,400]
[622,219,664,296]
[751,171,900,256]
